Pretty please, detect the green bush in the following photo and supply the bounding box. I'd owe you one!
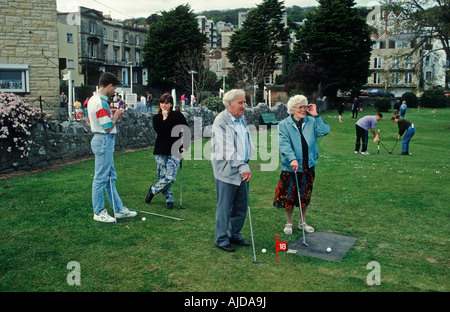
[401,92,418,108]
[420,89,447,108]
[201,96,224,112]
[374,98,391,112]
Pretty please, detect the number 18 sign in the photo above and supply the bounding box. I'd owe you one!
[275,234,287,263]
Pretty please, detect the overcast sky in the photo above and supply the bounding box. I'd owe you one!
[56,0,380,19]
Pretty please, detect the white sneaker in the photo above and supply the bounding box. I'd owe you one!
[354,151,359,154]
[361,151,370,155]
[93,209,116,223]
[115,206,137,219]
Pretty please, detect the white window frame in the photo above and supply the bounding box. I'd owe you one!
[0,64,30,93]
[373,72,382,84]
[404,72,413,84]
[374,57,382,69]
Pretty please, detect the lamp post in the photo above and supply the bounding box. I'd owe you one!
[127,62,134,94]
[188,70,197,105]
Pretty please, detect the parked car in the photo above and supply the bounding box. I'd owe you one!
[374,90,395,97]
[359,90,369,96]
[367,89,395,97]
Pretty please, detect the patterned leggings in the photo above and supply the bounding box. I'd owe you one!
[151,155,181,203]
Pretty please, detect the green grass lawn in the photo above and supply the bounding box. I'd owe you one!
[0,107,448,292]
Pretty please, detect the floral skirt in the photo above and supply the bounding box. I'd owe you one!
[273,164,315,210]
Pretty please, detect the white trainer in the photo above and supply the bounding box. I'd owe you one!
[360,151,370,155]
[93,209,116,223]
[115,206,137,219]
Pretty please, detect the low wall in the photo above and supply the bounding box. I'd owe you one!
[1,102,299,174]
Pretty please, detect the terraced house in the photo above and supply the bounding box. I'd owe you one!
[57,6,148,89]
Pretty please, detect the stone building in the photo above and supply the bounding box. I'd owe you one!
[57,7,148,88]
[0,0,60,105]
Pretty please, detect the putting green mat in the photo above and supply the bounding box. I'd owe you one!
[287,232,357,262]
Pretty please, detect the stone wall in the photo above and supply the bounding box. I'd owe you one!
[0,103,292,174]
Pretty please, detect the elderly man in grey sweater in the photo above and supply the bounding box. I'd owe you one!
[211,89,255,252]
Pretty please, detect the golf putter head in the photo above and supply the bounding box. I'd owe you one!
[252,260,261,264]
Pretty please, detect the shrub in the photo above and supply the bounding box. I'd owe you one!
[0,92,41,158]
[201,96,224,112]
[401,92,418,108]
[420,89,447,108]
[374,98,391,112]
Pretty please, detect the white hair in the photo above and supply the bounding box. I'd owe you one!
[223,89,245,106]
[287,95,308,114]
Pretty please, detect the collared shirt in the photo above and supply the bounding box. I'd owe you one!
[87,93,116,134]
[228,111,249,162]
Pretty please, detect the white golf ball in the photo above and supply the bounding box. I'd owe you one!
[142,217,146,221]
[262,248,267,254]
[327,247,332,253]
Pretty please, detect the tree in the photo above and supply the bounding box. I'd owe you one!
[284,63,327,98]
[174,49,219,103]
[227,0,289,104]
[143,5,207,90]
[290,0,372,98]
[382,0,450,88]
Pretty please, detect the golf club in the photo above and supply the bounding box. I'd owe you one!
[377,129,380,154]
[179,128,185,209]
[379,140,392,154]
[245,182,260,264]
[130,208,185,221]
[294,173,309,247]
[390,138,399,153]
[179,159,184,209]
[109,175,122,225]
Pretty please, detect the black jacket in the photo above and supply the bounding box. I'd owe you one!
[153,110,188,156]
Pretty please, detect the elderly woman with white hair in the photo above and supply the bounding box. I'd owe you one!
[273,95,330,235]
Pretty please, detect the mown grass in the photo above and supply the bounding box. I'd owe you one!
[0,107,448,292]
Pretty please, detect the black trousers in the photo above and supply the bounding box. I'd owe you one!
[355,125,368,152]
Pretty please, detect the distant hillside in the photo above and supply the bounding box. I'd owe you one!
[123,5,369,29]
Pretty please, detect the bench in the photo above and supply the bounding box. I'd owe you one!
[260,113,279,125]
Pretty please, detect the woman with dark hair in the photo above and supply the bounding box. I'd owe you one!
[145,93,188,209]
[391,114,415,155]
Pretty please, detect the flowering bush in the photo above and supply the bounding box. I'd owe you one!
[0,92,41,158]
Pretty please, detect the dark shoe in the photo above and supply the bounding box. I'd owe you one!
[230,239,250,246]
[399,152,409,155]
[165,202,173,209]
[217,244,235,252]
[145,185,154,203]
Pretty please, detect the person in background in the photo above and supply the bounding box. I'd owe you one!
[146,91,153,114]
[354,113,383,155]
[391,114,415,155]
[352,97,360,119]
[400,101,407,118]
[338,102,345,122]
[273,95,330,235]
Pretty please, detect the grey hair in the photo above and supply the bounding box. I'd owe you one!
[287,95,308,114]
[223,89,246,106]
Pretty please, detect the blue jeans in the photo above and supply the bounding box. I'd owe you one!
[91,133,123,215]
[214,179,248,247]
[151,155,180,203]
[402,125,415,153]
[400,109,406,118]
